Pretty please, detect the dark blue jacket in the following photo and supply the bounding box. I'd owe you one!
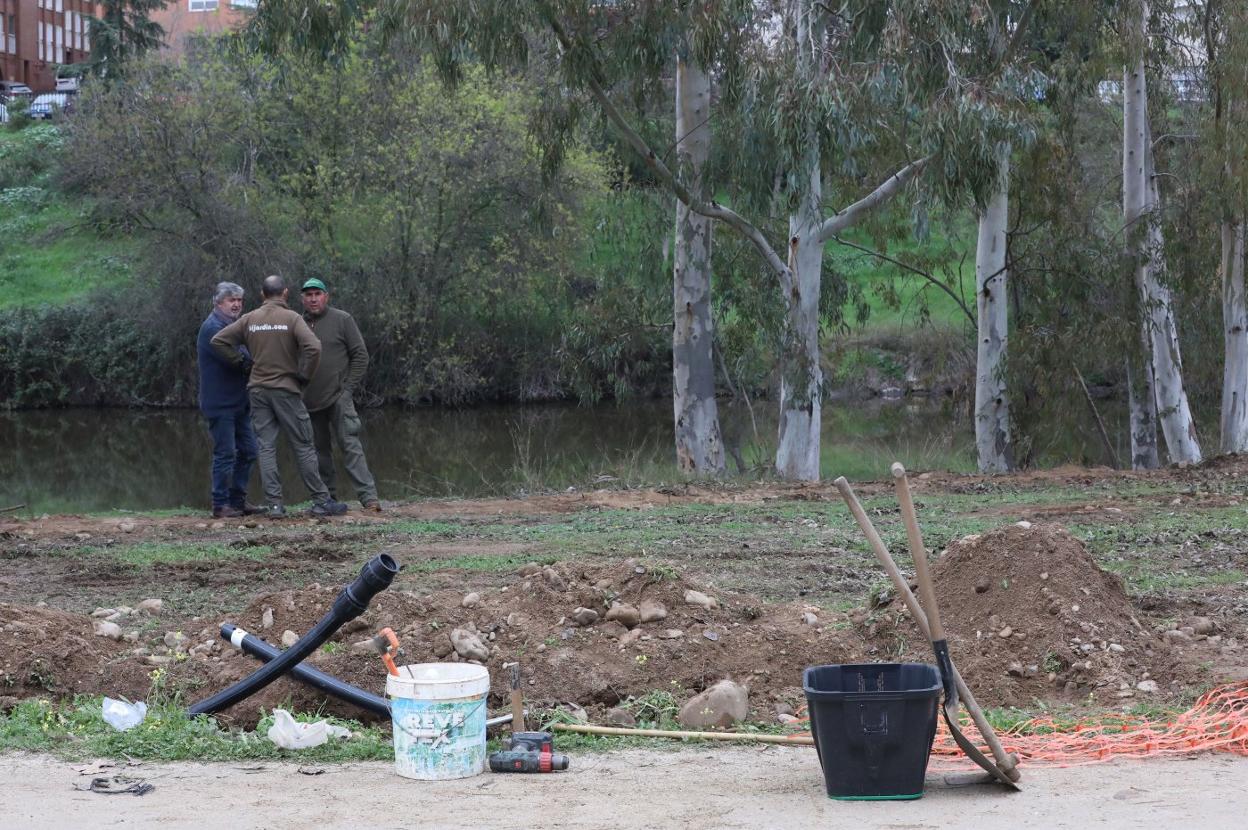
[197,309,251,415]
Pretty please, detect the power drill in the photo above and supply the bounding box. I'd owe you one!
[488,731,570,773]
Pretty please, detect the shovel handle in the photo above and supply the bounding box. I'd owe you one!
[834,475,1020,783]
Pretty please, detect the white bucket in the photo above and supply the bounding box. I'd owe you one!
[387,663,490,780]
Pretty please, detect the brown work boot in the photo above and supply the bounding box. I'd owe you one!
[212,505,244,519]
[363,500,383,513]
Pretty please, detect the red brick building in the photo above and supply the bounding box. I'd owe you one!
[151,0,253,55]
[0,0,98,92]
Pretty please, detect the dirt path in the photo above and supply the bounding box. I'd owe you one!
[4,749,1245,829]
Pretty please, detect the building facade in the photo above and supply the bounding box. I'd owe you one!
[0,0,98,92]
[150,0,254,56]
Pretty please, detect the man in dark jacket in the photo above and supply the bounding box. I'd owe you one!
[211,275,348,519]
[300,278,381,511]
[196,282,258,519]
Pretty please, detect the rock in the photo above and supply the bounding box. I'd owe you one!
[599,621,630,640]
[974,579,991,594]
[558,703,588,724]
[684,590,718,611]
[571,607,600,627]
[1190,617,1216,636]
[605,707,636,727]
[1136,679,1160,694]
[122,630,141,643]
[801,612,819,626]
[778,713,801,724]
[75,532,91,541]
[1015,521,1032,529]
[462,592,481,609]
[91,608,116,619]
[638,599,668,623]
[1163,629,1190,643]
[93,620,122,640]
[619,629,642,647]
[261,608,274,629]
[1109,643,1125,653]
[702,630,720,642]
[774,702,795,717]
[431,634,454,658]
[506,612,522,627]
[145,655,172,666]
[281,630,299,648]
[605,603,641,629]
[136,598,163,615]
[450,628,490,662]
[659,629,685,639]
[118,521,137,533]
[211,521,224,530]
[679,679,749,729]
[998,627,1013,638]
[1007,661,1024,677]
[542,567,568,591]
[164,631,187,652]
[518,562,543,577]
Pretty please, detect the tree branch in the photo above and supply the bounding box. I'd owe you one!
[539,7,789,278]
[817,156,931,242]
[831,235,975,326]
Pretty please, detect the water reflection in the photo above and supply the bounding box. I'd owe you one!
[0,397,1116,514]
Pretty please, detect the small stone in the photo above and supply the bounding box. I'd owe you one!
[535,643,547,653]
[599,621,629,640]
[122,630,141,643]
[164,631,187,652]
[1109,643,1125,653]
[1039,572,1049,581]
[604,603,641,629]
[506,612,521,627]
[281,630,299,648]
[659,629,685,639]
[91,608,116,619]
[619,629,642,647]
[75,532,91,541]
[1190,617,1216,636]
[118,521,137,533]
[261,608,274,629]
[571,607,600,627]
[1007,661,1024,677]
[684,590,718,610]
[1136,679,1159,694]
[136,598,163,615]
[93,620,122,640]
[801,612,819,625]
[974,579,991,594]
[998,626,1013,638]
[638,599,668,624]
[679,679,749,729]
[518,562,542,577]
[1071,604,1080,613]
[450,628,490,662]
[145,655,172,666]
[211,521,224,530]
[1015,521,1032,529]
[703,630,720,642]
[462,592,480,608]
[1163,629,1190,643]
[605,707,636,727]
[542,567,568,591]
[431,634,454,658]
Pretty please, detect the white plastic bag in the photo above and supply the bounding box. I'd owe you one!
[266,709,351,750]
[102,698,148,731]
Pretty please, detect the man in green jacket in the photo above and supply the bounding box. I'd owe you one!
[211,275,348,519]
[300,278,381,511]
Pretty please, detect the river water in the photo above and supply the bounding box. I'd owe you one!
[0,398,1115,514]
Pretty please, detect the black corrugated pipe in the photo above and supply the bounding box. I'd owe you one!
[219,623,391,718]
[188,554,399,717]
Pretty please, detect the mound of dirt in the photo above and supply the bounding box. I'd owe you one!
[177,559,876,727]
[0,603,151,704]
[925,523,1194,704]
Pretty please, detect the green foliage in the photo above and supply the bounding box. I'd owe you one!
[88,0,169,78]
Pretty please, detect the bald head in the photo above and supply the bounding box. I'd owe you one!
[261,275,287,298]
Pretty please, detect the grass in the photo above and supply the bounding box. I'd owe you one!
[79,542,272,567]
[404,553,557,573]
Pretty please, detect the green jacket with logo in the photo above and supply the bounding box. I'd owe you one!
[211,297,321,396]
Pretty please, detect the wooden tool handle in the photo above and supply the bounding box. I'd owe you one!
[834,475,1020,782]
[891,463,945,641]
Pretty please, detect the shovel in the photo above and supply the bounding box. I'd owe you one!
[834,471,1021,788]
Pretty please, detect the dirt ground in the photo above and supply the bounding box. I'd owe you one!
[4,750,1246,829]
[2,461,1247,724]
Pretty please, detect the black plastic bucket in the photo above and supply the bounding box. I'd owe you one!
[803,662,941,800]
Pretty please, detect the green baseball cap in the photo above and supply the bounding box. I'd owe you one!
[301,278,328,292]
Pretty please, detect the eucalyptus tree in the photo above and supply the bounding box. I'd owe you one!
[1123,0,1202,465]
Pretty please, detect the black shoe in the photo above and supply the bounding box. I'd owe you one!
[234,502,264,516]
[212,505,244,519]
[265,504,287,519]
[309,500,348,517]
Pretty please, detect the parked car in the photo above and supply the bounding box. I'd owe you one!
[55,76,81,93]
[29,93,71,119]
[0,81,34,102]
[0,102,7,124]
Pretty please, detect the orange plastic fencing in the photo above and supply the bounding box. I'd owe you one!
[798,681,1248,771]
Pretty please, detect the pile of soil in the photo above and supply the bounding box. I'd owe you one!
[920,523,1198,703]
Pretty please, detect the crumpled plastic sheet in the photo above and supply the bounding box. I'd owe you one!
[266,709,352,750]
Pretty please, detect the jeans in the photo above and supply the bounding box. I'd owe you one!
[249,386,331,506]
[206,408,258,509]
[310,394,378,505]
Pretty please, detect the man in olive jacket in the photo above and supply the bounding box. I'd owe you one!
[211,275,348,518]
[300,278,380,511]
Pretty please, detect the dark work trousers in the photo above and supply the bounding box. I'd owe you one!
[248,387,330,507]
[205,408,257,509]
[310,394,378,506]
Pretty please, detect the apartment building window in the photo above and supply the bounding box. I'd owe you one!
[189,0,219,11]
[37,21,44,61]
[231,0,258,7]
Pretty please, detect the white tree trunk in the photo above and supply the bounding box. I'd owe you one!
[1123,37,1201,465]
[1221,222,1248,452]
[1126,352,1160,470]
[672,55,725,475]
[775,161,823,481]
[974,143,1013,473]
